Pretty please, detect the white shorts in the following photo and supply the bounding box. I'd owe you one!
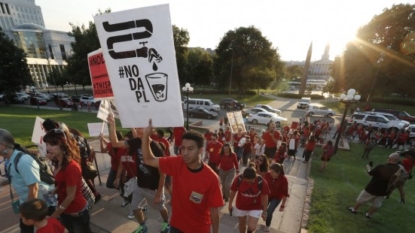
[356,190,384,208]
[131,183,166,211]
[233,207,262,218]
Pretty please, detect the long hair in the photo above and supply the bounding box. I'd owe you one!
[43,129,80,170]
[258,154,269,173]
[269,163,285,175]
[220,142,234,156]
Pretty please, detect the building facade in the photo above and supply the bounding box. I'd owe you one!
[1,0,74,88]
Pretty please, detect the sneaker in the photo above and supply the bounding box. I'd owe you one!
[128,210,135,219]
[132,225,148,233]
[348,207,357,214]
[94,194,102,204]
[121,200,130,207]
[264,226,270,232]
[365,213,372,219]
[160,222,170,233]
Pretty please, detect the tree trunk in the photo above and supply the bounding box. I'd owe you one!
[74,84,78,95]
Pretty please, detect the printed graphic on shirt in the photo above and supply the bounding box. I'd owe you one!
[189,191,204,204]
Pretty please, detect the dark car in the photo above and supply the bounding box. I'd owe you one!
[219,98,245,110]
[71,95,81,103]
[57,98,74,108]
[30,97,47,105]
[373,108,415,124]
[187,107,218,119]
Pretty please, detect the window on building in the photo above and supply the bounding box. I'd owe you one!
[48,44,54,59]
[5,3,10,14]
[60,44,67,60]
[0,3,5,14]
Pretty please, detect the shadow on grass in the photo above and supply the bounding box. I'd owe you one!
[307,143,415,233]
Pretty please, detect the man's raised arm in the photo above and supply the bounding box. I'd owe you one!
[142,119,160,168]
[107,113,127,148]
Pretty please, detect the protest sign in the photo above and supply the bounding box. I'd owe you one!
[94,4,184,128]
[88,48,114,100]
[88,122,109,137]
[97,99,120,122]
[226,111,246,133]
[31,117,47,156]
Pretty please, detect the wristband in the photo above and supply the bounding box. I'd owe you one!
[59,205,66,210]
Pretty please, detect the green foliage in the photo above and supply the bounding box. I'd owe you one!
[213,26,284,95]
[186,48,213,85]
[276,93,325,99]
[173,25,190,84]
[46,67,69,91]
[0,30,32,94]
[285,65,304,80]
[307,144,415,233]
[330,4,415,98]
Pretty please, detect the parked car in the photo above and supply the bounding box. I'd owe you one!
[366,111,410,126]
[219,98,245,110]
[297,97,311,109]
[3,94,25,103]
[53,92,68,98]
[182,98,220,112]
[57,98,74,108]
[305,104,336,117]
[30,97,47,105]
[0,93,4,101]
[71,95,81,103]
[255,104,282,115]
[187,107,218,119]
[35,93,52,101]
[243,107,270,117]
[372,108,415,123]
[80,96,96,105]
[17,92,30,100]
[351,112,408,131]
[405,124,415,142]
[247,112,287,125]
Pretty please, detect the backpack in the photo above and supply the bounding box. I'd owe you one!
[236,174,263,193]
[387,164,408,195]
[74,134,91,159]
[14,152,55,185]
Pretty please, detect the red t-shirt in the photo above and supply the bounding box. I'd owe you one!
[218,132,224,144]
[173,127,186,146]
[36,217,66,233]
[244,141,252,153]
[305,140,316,151]
[155,136,171,156]
[107,143,127,171]
[159,156,224,233]
[204,132,212,142]
[206,141,223,165]
[249,132,257,142]
[274,146,287,161]
[402,158,415,173]
[224,130,232,142]
[218,153,239,171]
[262,130,281,148]
[120,154,137,178]
[55,160,86,213]
[233,134,243,148]
[264,172,289,200]
[231,176,270,211]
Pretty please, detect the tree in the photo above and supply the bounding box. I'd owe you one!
[46,67,69,92]
[0,29,32,97]
[285,65,304,80]
[186,48,213,85]
[173,25,190,85]
[330,4,415,103]
[214,26,283,96]
[67,9,110,91]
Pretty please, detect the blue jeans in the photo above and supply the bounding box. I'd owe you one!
[236,147,244,161]
[106,169,117,189]
[266,198,282,227]
[60,208,91,233]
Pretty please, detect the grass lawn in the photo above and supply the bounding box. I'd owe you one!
[307,143,415,233]
[186,93,272,106]
[322,101,415,116]
[0,105,122,146]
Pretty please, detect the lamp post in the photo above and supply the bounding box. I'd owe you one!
[333,88,361,154]
[43,39,62,110]
[228,49,234,96]
[366,54,384,108]
[182,83,194,130]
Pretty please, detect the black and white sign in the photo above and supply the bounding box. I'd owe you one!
[94,4,183,127]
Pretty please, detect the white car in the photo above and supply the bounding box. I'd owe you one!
[405,124,415,141]
[247,112,287,125]
[367,112,410,126]
[351,112,407,131]
[243,107,270,117]
[80,96,95,105]
[255,104,282,115]
[306,104,336,117]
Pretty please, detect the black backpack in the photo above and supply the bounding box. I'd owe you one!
[74,134,91,159]
[236,174,263,193]
[14,151,55,185]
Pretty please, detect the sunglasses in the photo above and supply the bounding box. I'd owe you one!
[48,128,68,142]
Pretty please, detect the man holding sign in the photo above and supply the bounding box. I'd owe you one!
[142,119,223,233]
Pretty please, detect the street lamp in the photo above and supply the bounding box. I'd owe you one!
[333,88,361,154]
[366,54,385,108]
[229,49,234,96]
[182,83,194,130]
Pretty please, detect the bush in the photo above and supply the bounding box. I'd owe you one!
[276,93,325,100]
[373,97,415,106]
[185,89,256,96]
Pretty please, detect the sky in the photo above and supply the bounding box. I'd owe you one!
[36,0,408,61]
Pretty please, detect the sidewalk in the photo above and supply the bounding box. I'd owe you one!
[87,139,312,233]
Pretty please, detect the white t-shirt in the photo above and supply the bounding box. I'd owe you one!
[254,143,265,155]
